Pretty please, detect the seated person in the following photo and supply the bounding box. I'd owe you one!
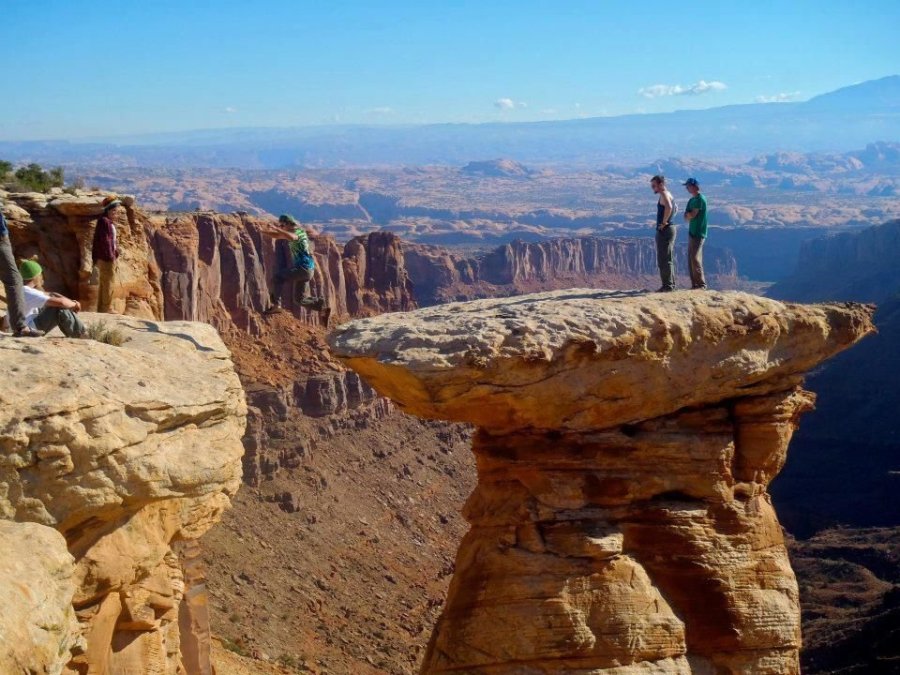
[19,260,86,338]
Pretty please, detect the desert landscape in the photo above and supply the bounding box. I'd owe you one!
[2,6,899,672]
[2,184,898,672]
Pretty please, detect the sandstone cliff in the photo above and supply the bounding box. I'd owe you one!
[478,237,737,286]
[330,290,874,674]
[2,190,164,317]
[0,521,77,675]
[769,219,900,303]
[0,314,246,674]
[405,237,739,305]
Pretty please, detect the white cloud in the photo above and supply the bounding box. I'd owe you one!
[494,98,527,110]
[755,91,801,103]
[224,106,237,113]
[638,80,728,98]
[366,106,394,115]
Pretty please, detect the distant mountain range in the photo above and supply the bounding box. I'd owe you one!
[2,76,898,168]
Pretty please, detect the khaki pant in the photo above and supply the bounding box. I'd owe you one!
[688,236,707,289]
[96,259,116,313]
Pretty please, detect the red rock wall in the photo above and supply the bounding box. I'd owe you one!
[146,214,416,329]
[479,236,739,285]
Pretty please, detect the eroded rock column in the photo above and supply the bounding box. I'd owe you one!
[329,289,874,674]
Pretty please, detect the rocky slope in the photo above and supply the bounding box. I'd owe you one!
[790,527,900,673]
[0,315,246,674]
[330,290,874,673]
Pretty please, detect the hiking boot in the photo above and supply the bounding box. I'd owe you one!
[14,327,44,338]
[656,286,675,293]
[264,301,283,315]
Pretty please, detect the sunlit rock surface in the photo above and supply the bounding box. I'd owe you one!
[330,289,874,674]
[0,315,246,674]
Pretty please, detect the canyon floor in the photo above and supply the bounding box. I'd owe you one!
[204,408,475,675]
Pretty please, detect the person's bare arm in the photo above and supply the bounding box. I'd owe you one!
[45,295,81,312]
[259,222,299,241]
[684,208,698,220]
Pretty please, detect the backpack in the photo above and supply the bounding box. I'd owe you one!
[289,230,316,271]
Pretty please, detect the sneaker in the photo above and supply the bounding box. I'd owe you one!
[263,303,283,315]
[656,286,675,293]
[14,327,44,338]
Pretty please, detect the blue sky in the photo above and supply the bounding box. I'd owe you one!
[2,0,898,140]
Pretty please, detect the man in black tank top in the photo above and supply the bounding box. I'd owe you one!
[651,175,677,291]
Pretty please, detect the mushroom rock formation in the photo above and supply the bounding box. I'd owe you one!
[328,289,875,674]
[0,314,246,674]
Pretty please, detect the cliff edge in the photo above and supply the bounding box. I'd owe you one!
[0,315,246,674]
[330,289,874,674]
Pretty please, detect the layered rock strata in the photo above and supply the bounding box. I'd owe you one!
[329,289,874,674]
[0,315,246,674]
[147,213,414,329]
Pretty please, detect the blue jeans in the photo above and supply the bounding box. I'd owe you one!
[33,306,86,338]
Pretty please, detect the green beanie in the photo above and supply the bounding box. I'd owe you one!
[19,259,42,281]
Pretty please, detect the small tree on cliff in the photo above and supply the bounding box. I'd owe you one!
[0,160,12,177]
[12,163,65,192]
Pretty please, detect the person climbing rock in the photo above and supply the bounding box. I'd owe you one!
[651,175,678,292]
[261,214,331,325]
[0,205,42,336]
[92,195,123,313]
[19,259,86,338]
[682,178,708,289]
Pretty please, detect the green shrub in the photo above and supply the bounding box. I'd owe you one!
[278,653,298,668]
[221,637,249,657]
[10,163,65,192]
[85,321,128,346]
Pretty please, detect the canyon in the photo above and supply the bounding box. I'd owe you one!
[52,141,898,284]
[0,189,892,673]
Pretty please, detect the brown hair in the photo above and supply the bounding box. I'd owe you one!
[650,175,665,185]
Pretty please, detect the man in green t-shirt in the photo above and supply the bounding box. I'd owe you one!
[682,178,708,290]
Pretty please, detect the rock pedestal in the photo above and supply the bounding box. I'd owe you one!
[329,289,874,674]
